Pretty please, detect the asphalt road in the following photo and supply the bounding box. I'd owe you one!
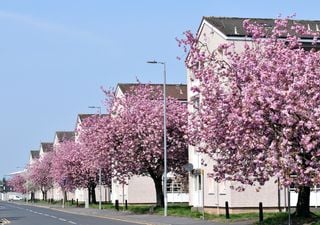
[0,201,140,225]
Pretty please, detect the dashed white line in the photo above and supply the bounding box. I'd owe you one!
[9,205,77,224]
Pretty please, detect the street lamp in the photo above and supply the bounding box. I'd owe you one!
[88,106,102,210]
[147,60,167,217]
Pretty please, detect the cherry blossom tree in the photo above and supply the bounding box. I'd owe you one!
[51,139,105,204]
[7,173,27,193]
[28,152,54,200]
[78,114,113,203]
[52,140,81,202]
[98,84,188,207]
[179,17,320,217]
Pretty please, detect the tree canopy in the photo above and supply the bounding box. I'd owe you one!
[179,17,320,217]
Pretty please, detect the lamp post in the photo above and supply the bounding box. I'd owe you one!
[88,106,102,210]
[147,60,167,217]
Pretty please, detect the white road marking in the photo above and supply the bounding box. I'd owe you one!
[1,218,10,224]
[6,204,79,225]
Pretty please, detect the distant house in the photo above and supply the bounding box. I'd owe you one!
[30,142,54,200]
[187,16,320,213]
[44,131,76,201]
[111,83,189,204]
[75,114,94,142]
[115,83,187,102]
[39,142,53,159]
[53,131,75,146]
[29,150,40,164]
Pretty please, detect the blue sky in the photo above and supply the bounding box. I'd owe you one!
[1,0,319,178]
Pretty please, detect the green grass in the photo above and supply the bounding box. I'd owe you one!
[126,204,223,220]
[30,200,320,224]
[124,205,320,225]
[255,211,320,225]
[127,204,205,218]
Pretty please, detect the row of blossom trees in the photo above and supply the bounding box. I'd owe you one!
[10,15,319,218]
[9,84,188,207]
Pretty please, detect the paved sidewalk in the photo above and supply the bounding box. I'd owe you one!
[14,202,254,225]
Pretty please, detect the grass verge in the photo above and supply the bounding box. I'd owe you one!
[256,211,320,225]
[28,200,320,224]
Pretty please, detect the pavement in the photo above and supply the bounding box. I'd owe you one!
[12,202,254,225]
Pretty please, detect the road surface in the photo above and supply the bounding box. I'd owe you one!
[0,201,141,225]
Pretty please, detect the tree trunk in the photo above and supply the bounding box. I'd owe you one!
[87,187,91,204]
[151,176,164,207]
[42,190,48,201]
[31,192,35,202]
[64,191,67,203]
[90,184,97,204]
[41,188,47,201]
[296,186,310,217]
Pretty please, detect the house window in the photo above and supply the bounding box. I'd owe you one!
[191,96,200,113]
[167,177,188,193]
[208,177,215,194]
[194,174,201,191]
[219,181,227,195]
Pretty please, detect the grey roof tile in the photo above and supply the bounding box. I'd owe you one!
[55,131,75,143]
[204,16,320,39]
[118,83,187,101]
[30,150,40,159]
[40,142,53,153]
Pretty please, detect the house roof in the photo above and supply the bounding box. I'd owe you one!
[203,16,320,38]
[117,83,187,101]
[55,131,75,142]
[78,114,94,122]
[30,150,40,159]
[40,142,53,153]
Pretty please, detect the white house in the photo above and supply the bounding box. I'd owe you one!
[111,83,189,204]
[34,143,53,200]
[187,16,320,213]
[39,142,53,158]
[50,131,76,201]
[29,150,40,164]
